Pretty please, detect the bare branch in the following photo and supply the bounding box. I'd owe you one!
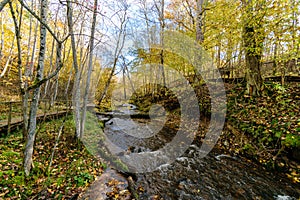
[18,0,65,43]
[27,42,63,91]
[8,1,23,93]
[0,0,10,12]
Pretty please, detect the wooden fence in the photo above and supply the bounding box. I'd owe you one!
[0,99,72,134]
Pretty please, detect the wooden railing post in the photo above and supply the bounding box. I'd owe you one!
[7,102,12,135]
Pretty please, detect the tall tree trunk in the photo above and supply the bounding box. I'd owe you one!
[43,35,56,99]
[22,0,36,139]
[123,65,126,99]
[195,0,205,78]
[217,42,221,69]
[9,1,23,96]
[242,0,264,96]
[273,41,278,76]
[226,34,233,78]
[16,3,29,140]
[0,36,15,78]
[67,0,81,138]
[141,0,153,93]
[160,0,166,87]
[195,0,204,44]
[0,11,4,60]
[80,0,98,138]
[24,0,48,176]
[154,0,166,87]
[29,18,39,78]
[23,16,38,137]
[65,11,86,97]
[237,43,243,77]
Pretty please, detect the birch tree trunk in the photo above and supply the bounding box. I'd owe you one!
[24,0,48,176]
[22,0,35,138]
[80,0,98,138]
[67,0,81,138]
[23,15,38,137]
[65,11,86,97]
[9,1,30,141]
[0,36,15,78]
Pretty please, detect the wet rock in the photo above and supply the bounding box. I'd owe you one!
[79,168,130,200]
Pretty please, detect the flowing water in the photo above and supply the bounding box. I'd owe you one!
[87,105,299,200]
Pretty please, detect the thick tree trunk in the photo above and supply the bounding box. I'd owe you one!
[24,0,47,176]
[244,25,263,96]
[242,0,264,96]
[245,52,263,96]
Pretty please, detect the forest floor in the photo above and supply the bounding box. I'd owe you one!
[0,116,105,199]
[220,81,300,183]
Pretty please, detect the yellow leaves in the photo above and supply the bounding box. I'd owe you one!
[107,179,119,187]
[164,11,174,20]
[137,186,144,192]
[259,159,267,163]
[21,75,31,82]
[4,81,13,86]
[106,179,131,199]
[0,190,9,197]
[287,170,299,183]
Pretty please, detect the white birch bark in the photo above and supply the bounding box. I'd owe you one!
[0,36,15,78]
[80,0,98,138]
[23,15,38,137]
[24,0,48,176]
[67,0,81,138]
